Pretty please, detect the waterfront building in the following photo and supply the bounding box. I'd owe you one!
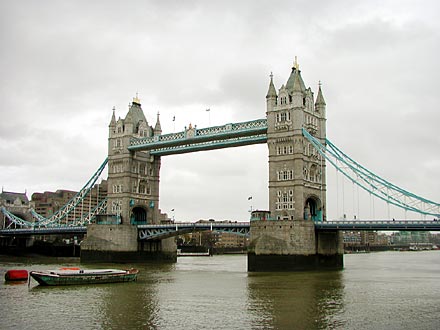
[178,220,248,250]
[0,190,32,228]
[31,180,108,225]
[392,231,430,244]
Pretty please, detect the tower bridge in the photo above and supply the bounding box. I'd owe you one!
[1,60,439,270]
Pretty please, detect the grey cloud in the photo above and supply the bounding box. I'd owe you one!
[1,0,439,221]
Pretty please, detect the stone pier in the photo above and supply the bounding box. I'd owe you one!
[247,220,343,271]
[80,224,176,263]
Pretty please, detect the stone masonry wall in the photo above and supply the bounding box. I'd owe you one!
[249,220,316,255]
[81,224,138,252]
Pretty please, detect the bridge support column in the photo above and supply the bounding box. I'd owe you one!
[81,224,176,263]
[247,220,343,271]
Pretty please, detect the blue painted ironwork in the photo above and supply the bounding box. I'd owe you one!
[302,128,440,218]
[0,207,35,228]
[3,220,440,238]
[137,222,250,240]
[136,219,440,240]
[129,119,268,155]
[315,220,440,231]
[3,118,439,234]
[1,159,108,228]
[0,226,87,236]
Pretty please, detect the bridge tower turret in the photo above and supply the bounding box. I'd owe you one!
[106,96,161,225]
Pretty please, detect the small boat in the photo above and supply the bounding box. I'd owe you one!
[29,268,138,286]
[5,269,29,282]
[177,249,211,257]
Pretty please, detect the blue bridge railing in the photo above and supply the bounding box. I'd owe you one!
[3,220,439,240]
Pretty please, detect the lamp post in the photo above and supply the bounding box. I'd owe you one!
[206,108,211,126]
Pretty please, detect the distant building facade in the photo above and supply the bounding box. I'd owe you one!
[31,180,107,225]
[0,190,33,228]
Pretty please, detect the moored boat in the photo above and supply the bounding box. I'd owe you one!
[177,249,211,257]
[29,268,138,286]
[5,269,29,282]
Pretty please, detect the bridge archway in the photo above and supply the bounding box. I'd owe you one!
[304,196,321,221]
[130,206,147,225]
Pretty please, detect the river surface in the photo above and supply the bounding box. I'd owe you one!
[1,251,439,329]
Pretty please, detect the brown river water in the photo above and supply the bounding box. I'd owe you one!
[1,251,439,329]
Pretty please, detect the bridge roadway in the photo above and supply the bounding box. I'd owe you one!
[1,220,440,240]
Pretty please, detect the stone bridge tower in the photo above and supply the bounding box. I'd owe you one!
[266,59,327,221]
[248,60,343,271]
[107,96,162,225]
[82,96,176,263]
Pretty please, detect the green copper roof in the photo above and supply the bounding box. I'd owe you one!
[315,85,326,106]
[285,67,306,93]
[125,102,147,125]
[266,74,277,98]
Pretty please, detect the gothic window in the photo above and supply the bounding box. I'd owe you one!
[276,111,290,122]
[113,184,123,193]
[111,200,122,214]
[276,190,294,210]
[289,145,293,154]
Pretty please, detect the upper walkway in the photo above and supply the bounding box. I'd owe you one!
[128,119,268,155]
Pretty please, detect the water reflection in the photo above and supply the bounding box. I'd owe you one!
[98,263,175,329]
[3,253,440,329]
[247,271,344,329]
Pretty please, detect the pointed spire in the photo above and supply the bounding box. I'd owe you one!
[286,57,306,93]
[133,92,141,105]
[154,111,162,134]
[266,72,277,99]
[315,81,326,106]
[109,106,116,127]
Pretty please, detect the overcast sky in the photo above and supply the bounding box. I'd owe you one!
[1,0,439,222]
